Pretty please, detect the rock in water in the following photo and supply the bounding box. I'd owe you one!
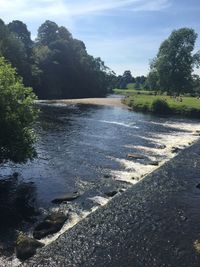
[196,183,200,189]
[149,161,159,166]
[33,212,68,239]
[13,172,19,178]
[105,191,118,197]
[15,233,44,261]
[171,147,181,153]
[104,174,112,179]
[52,193,80,204]
[156,144,166,149]
[127,153,145,159]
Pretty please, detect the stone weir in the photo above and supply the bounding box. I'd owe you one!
[22,140,200,267]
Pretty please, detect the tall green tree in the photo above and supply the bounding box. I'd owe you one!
[0,19,32,87]
[37,20,59,45]
[8,20,33,57]
[149,28,200,94]
[8,20,33,86]
[0,57,38,163]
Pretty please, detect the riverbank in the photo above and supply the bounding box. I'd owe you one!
[22,139,200,267]
[123,94,200,117]
[37,96,127,108]
[113,89,200,118]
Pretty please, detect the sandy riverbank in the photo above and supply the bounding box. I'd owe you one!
[37,97,127,108]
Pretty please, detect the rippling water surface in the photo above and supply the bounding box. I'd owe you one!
[0,99,200,265]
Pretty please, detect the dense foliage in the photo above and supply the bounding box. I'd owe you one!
[114,72,147,90]
[147,28,200,94]
[0,57,37,163]
[151,99,170,114]
[0,19,114,99]
[116,70,133,88]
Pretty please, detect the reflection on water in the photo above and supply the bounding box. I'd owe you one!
[0,175,38,227]
[0,175,38,260]
[0,102,200,264]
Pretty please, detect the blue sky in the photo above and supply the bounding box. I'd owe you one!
[0,0,200,76]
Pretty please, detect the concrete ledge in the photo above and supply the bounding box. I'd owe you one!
[22,140,200,267]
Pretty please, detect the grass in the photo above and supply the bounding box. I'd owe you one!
[122,93,200,118]
[113,88,154,95]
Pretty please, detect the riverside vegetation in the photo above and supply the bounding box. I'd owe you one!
[115,89,200,117]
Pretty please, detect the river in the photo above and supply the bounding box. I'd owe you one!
[0,96,200,266]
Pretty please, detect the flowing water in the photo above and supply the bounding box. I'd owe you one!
[0,98,200,266]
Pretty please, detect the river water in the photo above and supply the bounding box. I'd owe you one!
[0,97,200,266]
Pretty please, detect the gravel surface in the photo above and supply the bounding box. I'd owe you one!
[22,140,200,267]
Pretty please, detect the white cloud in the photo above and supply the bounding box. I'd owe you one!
[129,0,171,12]
[0,0,171,21]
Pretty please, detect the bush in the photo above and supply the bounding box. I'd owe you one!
[0,57,38,163]
[151,98,171,114]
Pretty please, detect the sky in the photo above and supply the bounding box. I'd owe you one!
[0,0,200,76]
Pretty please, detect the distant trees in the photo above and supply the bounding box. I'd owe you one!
[114,71,148,90]
[117,70,133,88]
[134,76,146,89]
[0,57,37,163]
[147,28,200,94]
[0,19,114,99]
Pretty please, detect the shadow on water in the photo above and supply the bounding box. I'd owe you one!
[0,174,39,255]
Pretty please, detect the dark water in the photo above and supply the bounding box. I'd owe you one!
[0,102,199,238]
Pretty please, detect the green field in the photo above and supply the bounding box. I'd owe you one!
[121,93,200,117]
[113,88,154,95]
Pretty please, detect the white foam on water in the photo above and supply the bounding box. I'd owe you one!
[127,145,167,158]
[98,120,139,129]
[42,196,110,246]
[36,100,77,109]
[161,122,200,132]
[88,196,110,206]
[41,207,99,246]
[140,120,200,131]
[114,121,200,185]
[111,170,138,184]
[110,158,158,184]
[130,121,200,156]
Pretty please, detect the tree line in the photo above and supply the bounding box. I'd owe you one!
[0,19,115,99]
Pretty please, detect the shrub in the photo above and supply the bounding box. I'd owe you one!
[151,98,171,114]
[0,57,38,163]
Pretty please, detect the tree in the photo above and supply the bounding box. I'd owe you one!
[37,20,59,45]
[0,19,32,87]
[0,57,38,163]
[8,20,33,57]
[119,70,133,88]
[150,28,200,94]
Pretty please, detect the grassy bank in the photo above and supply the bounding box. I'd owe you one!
[122,93,200,117]
[113,88,154,95]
